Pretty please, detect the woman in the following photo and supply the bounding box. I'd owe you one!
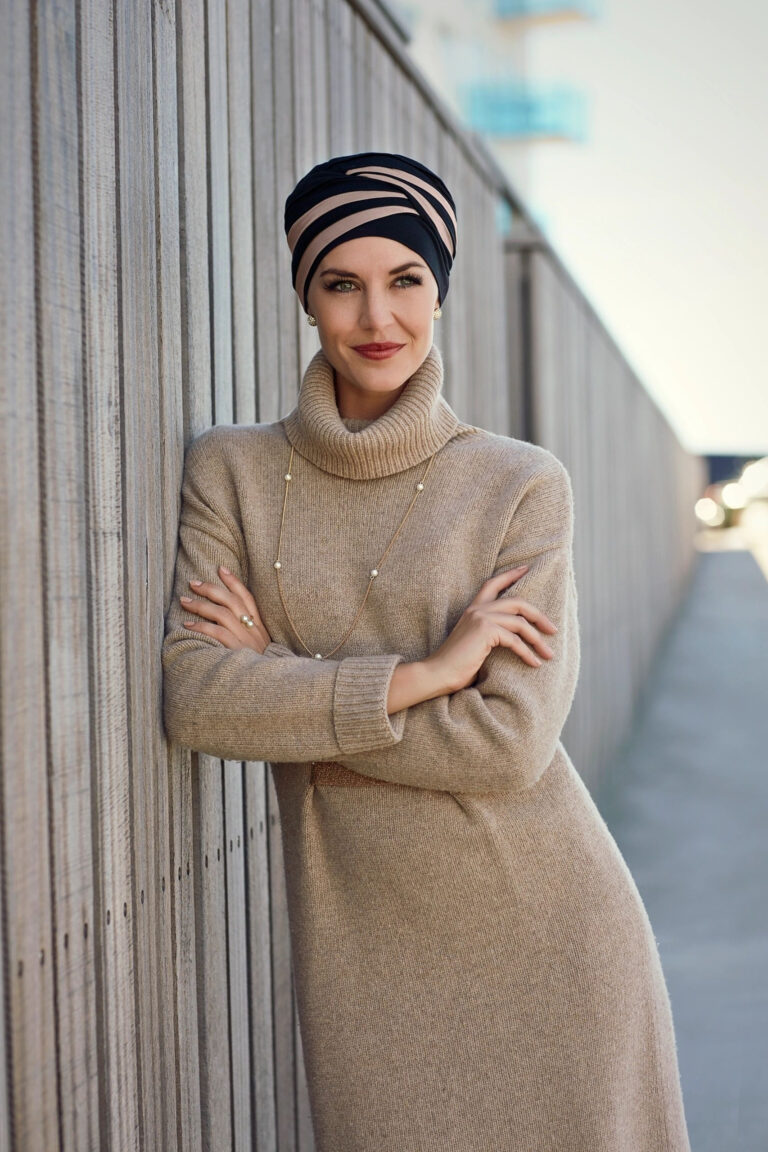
[162,152,691,1151]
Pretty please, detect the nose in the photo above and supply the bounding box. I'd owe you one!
[358,286,392,330]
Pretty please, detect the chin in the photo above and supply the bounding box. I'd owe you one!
[353,366,409,392]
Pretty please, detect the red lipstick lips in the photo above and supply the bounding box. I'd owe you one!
[353,343,405,360]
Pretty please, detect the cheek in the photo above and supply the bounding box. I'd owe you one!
[315,295,358,333]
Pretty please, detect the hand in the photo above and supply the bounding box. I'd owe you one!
[422,564,559,694]
[180,565,272,653]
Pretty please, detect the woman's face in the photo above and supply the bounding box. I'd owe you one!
[305,234,441,419]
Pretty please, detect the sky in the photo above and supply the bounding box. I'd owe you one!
[515,0,768,457]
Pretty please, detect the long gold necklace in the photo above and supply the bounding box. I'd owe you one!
[274,443,439,659]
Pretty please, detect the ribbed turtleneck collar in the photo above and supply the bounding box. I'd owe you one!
[281,343,460,480]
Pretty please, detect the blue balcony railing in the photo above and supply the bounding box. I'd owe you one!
[459,81,587,142]
[494,0,599,20]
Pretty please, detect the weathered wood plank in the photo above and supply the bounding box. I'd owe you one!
[207,0,234,426]
[351,9,371,146]
[267,767,296,1152]
[152,3,204,1150]
[115,1,177,1146]
[228,0,258,426]
[79,1,142,1147]
[294,0,321,376]
[273,0,299,418]
[251,0,281,423]
[0,5,57,1148]
[245,764,278,1150]
[310,0,329,159]
[176,0,212,435]
[195,756,233,1150]
[224,760,253,1146]
[327,0,354,155]
[34,1,99,1148]
[370,30,394,152]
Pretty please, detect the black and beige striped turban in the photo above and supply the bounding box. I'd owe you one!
[284,151,458,314]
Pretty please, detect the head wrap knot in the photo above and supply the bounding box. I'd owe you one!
[284,151,458,313]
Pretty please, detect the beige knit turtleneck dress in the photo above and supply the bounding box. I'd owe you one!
[162,344,691,1152]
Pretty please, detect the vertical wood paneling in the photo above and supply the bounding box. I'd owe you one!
[207,0,234,425]
[327,0,354,155]
[171,738,204,1152]
[79,1,141,1148]
[252,0,281,422]
[273,0,299,416]
[34,2,98,1149]
[227,0,258,426]
[517,241,700,787]
[0,4,57,1148]
[351,11,371,146]
[153,7,195,1150]
[194,755,232,1150]
[310,0,329,160]
[294,0,322,376]
[152,5,203,1139]
[245,765,278,1150]
[267,769,296,1152]
[223,759,253,1146]
[372,32,394,151]
[176,0,212,435]
[115,3,178,1149]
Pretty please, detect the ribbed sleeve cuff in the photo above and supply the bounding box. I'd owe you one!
[333,653,408,754]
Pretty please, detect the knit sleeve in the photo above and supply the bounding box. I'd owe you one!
[161,430,408,762]
[333,456,581,794]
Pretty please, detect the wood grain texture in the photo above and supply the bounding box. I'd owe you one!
[79,1,142,1148]
[524,244,704,788]
[267,768,296,1152]
[245,764,278,1150]
[195,755,233,1151]
[33,2,100,1149]
[0,5,57,1148]
[115,2,178,1148]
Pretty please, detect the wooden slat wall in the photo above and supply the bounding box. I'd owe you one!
[0,1,703,1148]
[506,233,705,790]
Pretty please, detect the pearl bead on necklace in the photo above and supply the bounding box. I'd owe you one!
[273,442,439,659]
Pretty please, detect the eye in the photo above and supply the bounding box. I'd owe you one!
[323,274,424,293]
[325,278,356,293]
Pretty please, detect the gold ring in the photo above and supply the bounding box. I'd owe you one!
[239,613,254,628]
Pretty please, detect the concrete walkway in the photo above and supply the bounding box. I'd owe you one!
[595,537,768,1152]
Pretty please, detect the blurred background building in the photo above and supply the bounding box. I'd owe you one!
[391,0,768,467]
[389,1,597,228]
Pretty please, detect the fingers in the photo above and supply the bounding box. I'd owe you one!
[217,565,260,619]
[474,566,558,635]
[495,594,558,635]
[472,564,529,605]
[497,629,548,668]
[184,570,262,627]
[180,595,240,630]
[181,600,264,652]
[489,609,555,661]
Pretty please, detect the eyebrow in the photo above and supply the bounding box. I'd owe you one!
[319,261,427,278]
